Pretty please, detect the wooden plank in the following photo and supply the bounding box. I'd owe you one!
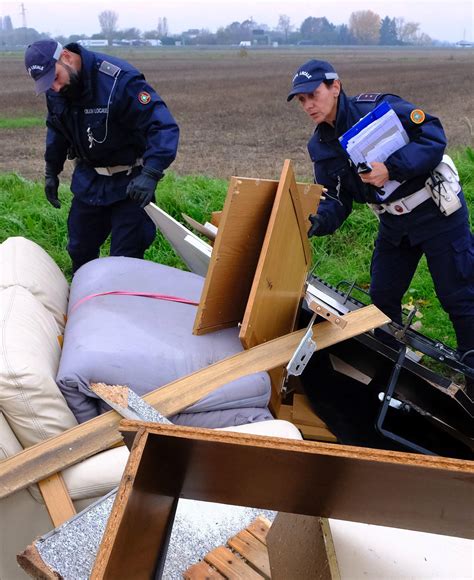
[182,213,217,242]
[240,160,312,412]
[293,423,338,443]
[204,546,264,579]
[276,404,293,422]
[292,394,328,428]
[184,561,225,579]
[0,306,389,499]
[246,516,272,546]
[91,427,178,580]
[267,513,340,580]
[117,422,474,539]
[38,472,76,527]
[228,530,271,578]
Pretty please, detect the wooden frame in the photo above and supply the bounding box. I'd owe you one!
[193,167,322,336]
[239,160,312,411]
[92,421,474,579]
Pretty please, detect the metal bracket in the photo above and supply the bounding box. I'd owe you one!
[285,314,317,381]
[284,289,350,390]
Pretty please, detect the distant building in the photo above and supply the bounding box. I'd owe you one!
[77,38,108,47]
[455,40,473,47]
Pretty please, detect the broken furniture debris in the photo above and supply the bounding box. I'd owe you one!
[1,158,473,578]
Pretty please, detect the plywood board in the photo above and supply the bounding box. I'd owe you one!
[193,174,322,335]
[239,160,312,410]
[193,177,278,335]
[0,306,389,499]
[92,421,474,578]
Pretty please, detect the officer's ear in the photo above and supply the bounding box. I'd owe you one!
[332,79,341,98]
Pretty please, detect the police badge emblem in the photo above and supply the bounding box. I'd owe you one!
[138,91,151,104]
[410,109,425,124]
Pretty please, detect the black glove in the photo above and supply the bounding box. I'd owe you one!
[127,166,163,209]
[44,164,60,209]
[307,213,323,237]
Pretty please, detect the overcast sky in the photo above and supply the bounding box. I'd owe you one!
[1,0,472,42]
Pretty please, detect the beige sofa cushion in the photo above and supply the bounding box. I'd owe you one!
[0,286,77,448]
[0,236,69,331]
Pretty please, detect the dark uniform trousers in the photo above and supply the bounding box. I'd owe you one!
[67,196,156,272]
[370,224,474,367]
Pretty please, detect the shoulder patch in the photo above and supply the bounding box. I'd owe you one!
[98,60,121,78]
[138,91,151,105]
[355,92,382,103]
[410,108,425,124]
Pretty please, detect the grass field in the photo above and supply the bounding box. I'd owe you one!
[0,47,473,358]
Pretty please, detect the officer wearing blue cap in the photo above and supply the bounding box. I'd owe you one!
[288,59,474,398]
[24,39,179,273]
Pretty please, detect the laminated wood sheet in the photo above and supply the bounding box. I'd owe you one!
[239,160,312,410]
[193,171,322,335]
[92,421,474,579]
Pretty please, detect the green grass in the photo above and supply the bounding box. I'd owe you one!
[0,147,473,349]
[0,117,45,129]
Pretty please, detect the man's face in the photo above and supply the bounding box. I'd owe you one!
[296,81,340,126]
[51,59,81,98]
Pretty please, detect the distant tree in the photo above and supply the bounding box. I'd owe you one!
[119,28,142,40]
[349,10,380,45]
[335,23,356,45]
[277,14,292,43]
[3,15,13,32]
[98,10,118,45]
[300,16,336,44]
[395,18,421,44]
[379,16,398,45]
[157,17,168,38]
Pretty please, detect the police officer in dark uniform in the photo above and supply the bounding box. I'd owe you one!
[24,39,179,273]
[288,59,474,398]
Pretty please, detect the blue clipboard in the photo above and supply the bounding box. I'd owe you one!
[339,100,393,151]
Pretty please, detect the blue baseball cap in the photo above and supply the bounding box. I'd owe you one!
[25,40,63,95]
[287,59,339,102]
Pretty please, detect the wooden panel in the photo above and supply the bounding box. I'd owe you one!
[0,305,389,499]
[38,472,76,527]
[292,394,328,428]
[193,176,322,336]
[118,422,474,539]
[204,546,264,579]
[91,428,178,579]
[145,202,212,277]
[193,177,278,335]
[240,160,311,411]
[267,513,340,580]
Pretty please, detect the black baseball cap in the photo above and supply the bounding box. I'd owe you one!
[25,40,63,95]
[287,59,339,102]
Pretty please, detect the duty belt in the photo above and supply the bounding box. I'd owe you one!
[370,186,432,216]
[94,158,143,176]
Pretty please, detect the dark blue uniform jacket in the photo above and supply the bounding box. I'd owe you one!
[310,91,468,245]
[44,45,179,206]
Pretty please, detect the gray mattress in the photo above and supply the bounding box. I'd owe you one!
[56,257,272,427]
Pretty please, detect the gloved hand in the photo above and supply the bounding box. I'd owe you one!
[44,164,60,209]
[127,166,163,209]
[307,213,323,237]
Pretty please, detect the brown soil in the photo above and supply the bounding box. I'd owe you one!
[1,48,473,183]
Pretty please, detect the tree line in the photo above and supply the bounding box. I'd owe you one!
[0,9,441,48]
